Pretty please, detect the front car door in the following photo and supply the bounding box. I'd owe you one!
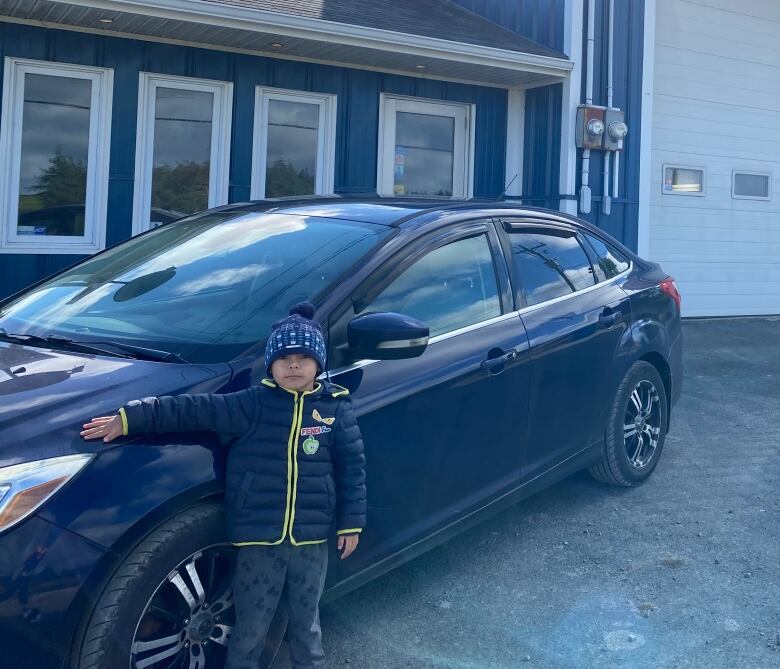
[326,219,530,568]
[498,218,633,484]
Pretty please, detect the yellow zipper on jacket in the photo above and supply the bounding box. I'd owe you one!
[234,381,322,547]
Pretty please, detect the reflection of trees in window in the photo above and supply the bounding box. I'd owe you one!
[600,256,619,277]
[20,151,87,212]
[151,161,209,214]
[265,159,315,198]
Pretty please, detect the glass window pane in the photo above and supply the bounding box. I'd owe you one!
[361,235,501,337]
[394,112,454,196]
[664,167,703,194]
[17,73,91,237]
[734,173,769,198]
[509,232,595,306]
[265,99,319,197]
[150,87,214,225]
[583,232,630,280]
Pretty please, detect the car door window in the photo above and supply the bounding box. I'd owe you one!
[359,234,501,337]
[582,232,630,281]
[507,230,595,306]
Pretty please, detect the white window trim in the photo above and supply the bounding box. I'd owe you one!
[132,72,233,236]
[731,170,771,201]
[0,57,113,254]
[662,163,705,197]
[250,87,336,200]
[377,93,475,199]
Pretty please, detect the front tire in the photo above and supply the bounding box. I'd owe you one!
[74,503,286,669]
[589,360,668,487]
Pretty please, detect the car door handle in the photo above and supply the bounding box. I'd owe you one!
[480,349,518,371]
[599,310,621,328]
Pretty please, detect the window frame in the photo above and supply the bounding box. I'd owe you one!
[250,87,337,200]
[499,219,602,308]
[0,57,113,254]
[662,163,705,197]
[327,220,511,370]
[132,72,233,236]
[377,93,475,199]
[731,170,771,201]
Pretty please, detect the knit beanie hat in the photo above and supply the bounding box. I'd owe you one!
[265,302,327,376]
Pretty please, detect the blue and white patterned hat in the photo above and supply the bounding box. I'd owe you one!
[265,302,326,375]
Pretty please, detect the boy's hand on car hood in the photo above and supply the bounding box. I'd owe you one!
[81,415,123,443]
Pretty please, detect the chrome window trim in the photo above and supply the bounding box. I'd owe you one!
[326,258,633,377]
[516,261,632,316]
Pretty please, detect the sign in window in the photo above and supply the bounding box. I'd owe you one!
[379,95,473,199]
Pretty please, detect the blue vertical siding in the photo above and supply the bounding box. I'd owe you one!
[522,84,563,210]
[451,0,565,51]
[455,0,646,251]
[0,23,507,298]
[574,0,644,251]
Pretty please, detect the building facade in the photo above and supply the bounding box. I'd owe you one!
[0,0,776,317]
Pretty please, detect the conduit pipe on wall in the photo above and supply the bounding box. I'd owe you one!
[579,0,596,214]
[602,0,614,215]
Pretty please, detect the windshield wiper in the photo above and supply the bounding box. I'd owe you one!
[0,329,188,363]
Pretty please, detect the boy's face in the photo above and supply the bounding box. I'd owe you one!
[271,354,319,392]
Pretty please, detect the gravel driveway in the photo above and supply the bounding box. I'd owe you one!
[279,317,780,668]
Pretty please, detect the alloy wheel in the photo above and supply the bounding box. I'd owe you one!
[623,379,662,469]
[130,545,236,669]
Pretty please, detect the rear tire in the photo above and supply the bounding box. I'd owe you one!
[74,502,286,669]
[589,360,668,487]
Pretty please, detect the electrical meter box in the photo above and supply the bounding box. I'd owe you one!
[575,105,605,150]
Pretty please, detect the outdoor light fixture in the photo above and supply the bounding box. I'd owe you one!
[415,64,427,69]
[98,17,113,23]
[270,42,284,48]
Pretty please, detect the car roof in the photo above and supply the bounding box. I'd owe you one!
[210,195,584,229]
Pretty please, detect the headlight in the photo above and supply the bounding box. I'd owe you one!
[0,454,92,533]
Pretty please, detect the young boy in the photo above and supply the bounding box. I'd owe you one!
[81,302,366,669]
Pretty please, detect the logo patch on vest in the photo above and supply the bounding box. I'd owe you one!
[312,409,335,425]
[302,436,320,455]
[300,425,331,436]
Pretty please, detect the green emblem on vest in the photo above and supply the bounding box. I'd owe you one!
[302,436,320,455]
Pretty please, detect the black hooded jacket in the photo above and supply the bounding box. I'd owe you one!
[120,378,366,545]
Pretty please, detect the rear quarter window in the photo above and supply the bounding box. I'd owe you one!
[507,230,595,307]
[582,232,630,281]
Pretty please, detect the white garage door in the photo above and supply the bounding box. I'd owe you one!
[649,0,780,316]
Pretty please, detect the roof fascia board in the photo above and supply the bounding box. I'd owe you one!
[52,0,573,77]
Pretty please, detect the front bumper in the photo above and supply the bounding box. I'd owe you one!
[0,515,107,669]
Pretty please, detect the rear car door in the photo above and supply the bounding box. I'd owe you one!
[498,218,632,484]
[326,219,530,564]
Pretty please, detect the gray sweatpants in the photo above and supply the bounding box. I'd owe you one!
[226,539,328,669]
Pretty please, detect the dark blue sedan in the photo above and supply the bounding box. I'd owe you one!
[0,198,682,669]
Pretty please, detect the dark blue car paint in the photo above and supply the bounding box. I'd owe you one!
[0,200,683,667]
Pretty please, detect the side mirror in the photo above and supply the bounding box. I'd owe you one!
[347,312,429,360]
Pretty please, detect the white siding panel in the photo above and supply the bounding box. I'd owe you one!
[650,0,780,315]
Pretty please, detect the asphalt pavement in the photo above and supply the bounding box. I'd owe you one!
[279,316,780,668]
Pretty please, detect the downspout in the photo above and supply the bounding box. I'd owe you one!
[580,0,596,214]
[603,0,615,214]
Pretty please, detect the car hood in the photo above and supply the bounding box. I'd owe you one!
[0,341,233,468]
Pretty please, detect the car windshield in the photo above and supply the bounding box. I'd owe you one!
[0,208,390,363]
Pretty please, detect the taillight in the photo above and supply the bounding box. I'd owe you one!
[660,277,681,311]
